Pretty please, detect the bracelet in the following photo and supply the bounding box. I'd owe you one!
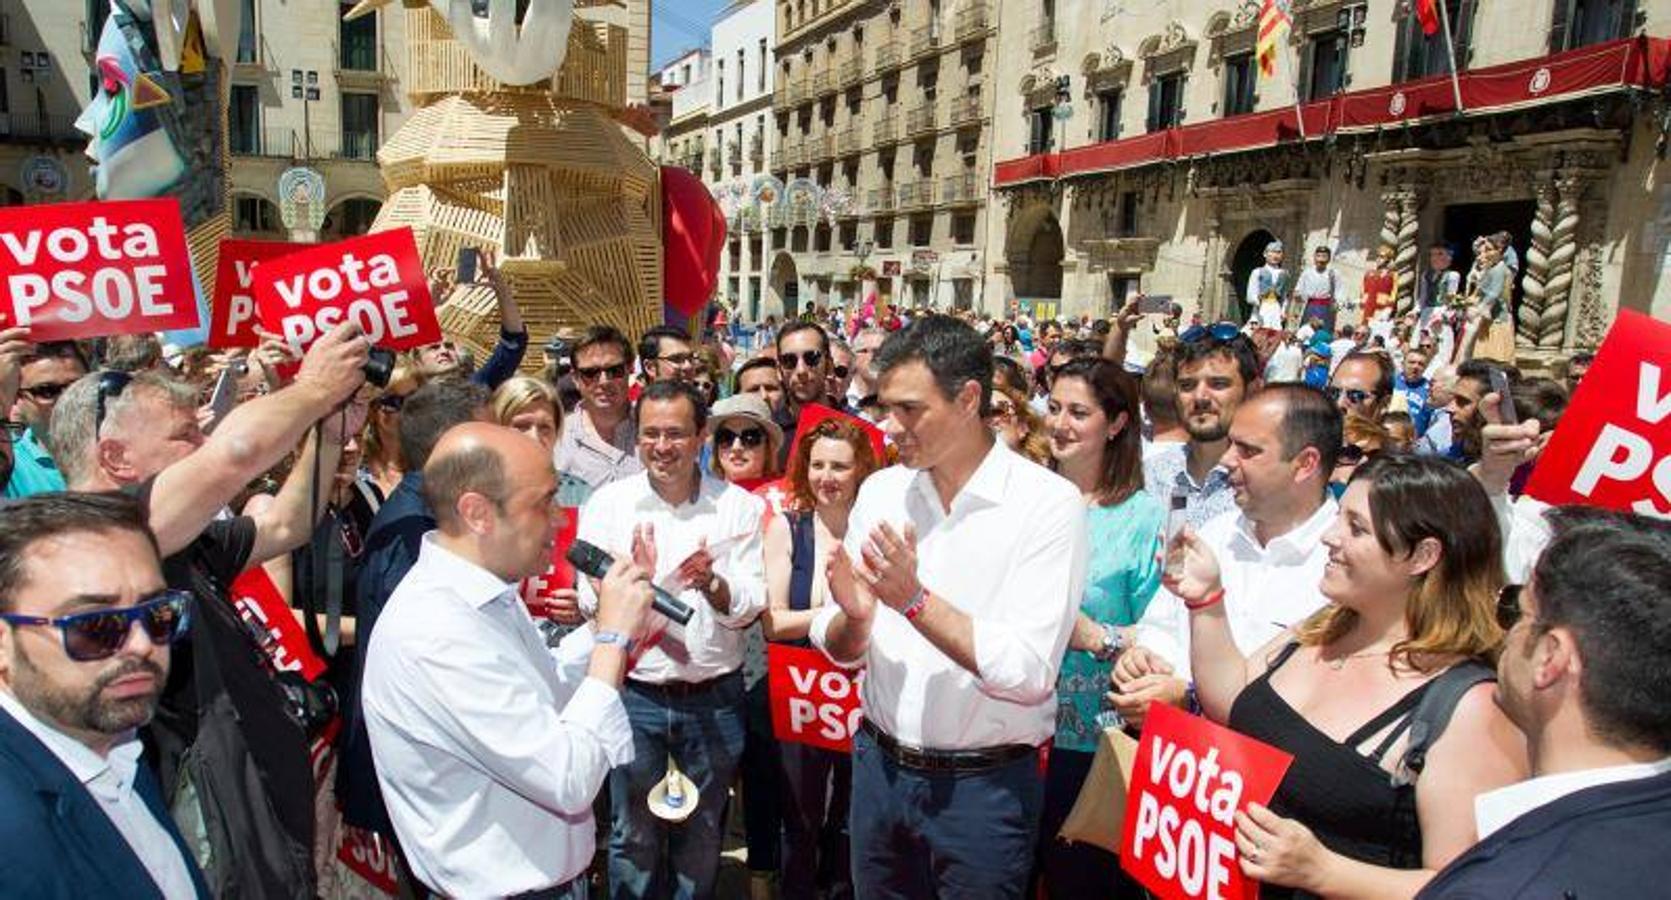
[901,587,928,622]
[1184,588,1225,612]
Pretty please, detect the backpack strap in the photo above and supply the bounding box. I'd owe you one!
[1392,661,1495,787]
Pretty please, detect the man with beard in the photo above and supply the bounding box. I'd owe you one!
[777,322,837,427]
[1417,510,1671,898]
[0,492,206,897]
[4,339,88,498]
[1142,327,1262,528]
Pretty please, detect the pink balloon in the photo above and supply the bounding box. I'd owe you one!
[661,166,727,319]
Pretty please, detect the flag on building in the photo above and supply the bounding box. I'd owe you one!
[1257,0,1292,78]
[1415,0,1441,36]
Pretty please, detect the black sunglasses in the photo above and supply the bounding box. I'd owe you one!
[94,370,134,438]
[20,381,76,402]
[1325,386,1379,406]
[1496,584,1523,631]
[575,362,630,382]
[832,365,850,379]
[0,589,192,662]
[1337,444,1367,465]
[373,393,407,412]
[779,350,825,370]
[715,426,767,449]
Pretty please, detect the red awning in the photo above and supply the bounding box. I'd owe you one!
[993,35,1671,188]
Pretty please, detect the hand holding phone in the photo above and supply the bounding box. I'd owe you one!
[457,247,479,284]
[1487,367,1517,425]
[1139,294,1174,315]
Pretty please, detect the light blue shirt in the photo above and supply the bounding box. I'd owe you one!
[5,427,66,498]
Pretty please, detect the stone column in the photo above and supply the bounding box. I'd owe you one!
[1379,185,1419,316]
[1519,174,1581,351]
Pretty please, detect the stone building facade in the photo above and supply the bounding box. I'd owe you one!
[988,0,1670,359]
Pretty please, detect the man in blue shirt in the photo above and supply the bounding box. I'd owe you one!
[4,338,87,499]
[1395,346,1434,436]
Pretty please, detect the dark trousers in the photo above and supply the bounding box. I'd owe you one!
[778,740,853,900]
[740,679,783,874]
[1037,748,1145,900]
[849,729,1043,900]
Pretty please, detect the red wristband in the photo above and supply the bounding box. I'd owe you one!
[902,588,928,621]
[1184,588,1225,612]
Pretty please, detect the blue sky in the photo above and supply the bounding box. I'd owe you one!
[651,0,729,71]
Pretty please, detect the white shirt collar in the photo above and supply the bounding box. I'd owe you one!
[1474,757,1671,839]
[1230,497,1337,561]
[908,438,1011,516]
[631,469,726,513]
[415,533,514,610]
[0,689,143,796]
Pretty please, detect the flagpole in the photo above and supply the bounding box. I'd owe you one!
[1436,0,1466,114]
[1288,39,1309,140]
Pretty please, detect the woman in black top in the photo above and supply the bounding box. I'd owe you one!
[1167,454,1526,898]
[762,417,881,900]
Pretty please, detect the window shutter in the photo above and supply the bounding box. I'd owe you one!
[1455,0,1476,71]
[1146,78,1161,132]
[1548,0,1571,53]
[1392,15,1411,83]
[1297,40,1315,102]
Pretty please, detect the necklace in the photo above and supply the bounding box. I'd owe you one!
[1325,647,1394,670]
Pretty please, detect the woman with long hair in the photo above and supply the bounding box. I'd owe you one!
[1166,453,1526,898]
[490,375,563,453]
[1037,358,1165,897]
[762,417,881,900]
[361,363,423,500]
[988,378,1052,466]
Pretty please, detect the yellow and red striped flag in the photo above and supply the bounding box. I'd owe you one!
[1256,0,1292,78]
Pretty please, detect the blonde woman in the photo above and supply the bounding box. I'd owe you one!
[361,363,423,500]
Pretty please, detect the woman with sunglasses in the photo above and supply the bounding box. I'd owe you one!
[762,417,882,900]
[361,363,423,500]
[1038,358,1165,898]
[1166,453,1526,899]
[708,393,785,487]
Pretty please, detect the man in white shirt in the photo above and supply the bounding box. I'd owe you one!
[1113,384,1338,725]
[1290,245,1342,332]
[575,380,767,899]
[814,316,1088,899]
[555,326,643,503]
[1417,511,1671,898]
[1143,327,1263,528]
[0,492,203,898]
[362,423,655,899]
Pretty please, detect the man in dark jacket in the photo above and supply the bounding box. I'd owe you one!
[0,493,209,898]
[1418,509,1671,898]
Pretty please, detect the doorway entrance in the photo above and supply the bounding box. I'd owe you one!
[1228,229,1280,324]
[1441,200,1536,315]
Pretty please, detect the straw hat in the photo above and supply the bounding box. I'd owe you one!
[708,393,784,450]
[646,761,699,823]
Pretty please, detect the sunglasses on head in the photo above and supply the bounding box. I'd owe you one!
[1179,323,1244,344]
[94,370,134,438]
[779,350,825,370]
[20,381,76,402]
[0,589,192,662]
[575,362,630,382]
[1325,386,1379,406]
[1496,584,1523,630]
[715,426,767,449]
[373,393,407,412]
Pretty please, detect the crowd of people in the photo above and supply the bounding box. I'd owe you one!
[1,245,1667,900]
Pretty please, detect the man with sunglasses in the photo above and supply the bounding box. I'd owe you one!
[1326,349,1394,422]
[4,337,88,499]
[1417,510,1671,899]
[555,326,644,502]
[778,321,839,420]
[1142,324,1262,529]
[0,492,206,897]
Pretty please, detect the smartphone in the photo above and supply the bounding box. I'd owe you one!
[456,247,479,284]
[1163,488,1189,581]
[203,365,239,433]
[1139,294,1174,315]
[1488,367,1517,425]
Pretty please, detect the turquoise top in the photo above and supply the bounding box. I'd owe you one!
[1054,490,1165,753]
[5,427,67,499]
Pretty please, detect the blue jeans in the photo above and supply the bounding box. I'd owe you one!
[608,672,746,900]
[849,730,1044,900]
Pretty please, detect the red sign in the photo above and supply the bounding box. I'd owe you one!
[0,198,200,340]
[767,644,864,753]
[228,566,328,682]
[335,826,399,896]
[1524,310,1671,518]
[783,403,887,472]
[211,239,309,348]
[519,507,582,619]
[1120,703,1294,900]
[251,227,439,358]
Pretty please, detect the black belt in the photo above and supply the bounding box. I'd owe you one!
[626,670,739,698]
[860,719,1037,773]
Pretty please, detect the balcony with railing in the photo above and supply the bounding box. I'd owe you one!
[949,92,984,129]
[779,140,804,169]
[807,133,834,163]
[789,76,812,105]
[230,126,301,158]
[839,55,865,88]
[811,67,834,97]
[836,124,865,157]
[897,179,937,210]
[873,39,901,74]
[869,183,896,214]
[788,198,819,227]
[873,116,899,146]
[1030,19,1057,55]
[750,133,765,163]
[940,171,983,206]
[728,142,743,165]
[0,113,86,145]
[955,3,991,42]
[910,24,941,59]
[333,38,396,90]
[906,103,939,137]
[773,82,794,111]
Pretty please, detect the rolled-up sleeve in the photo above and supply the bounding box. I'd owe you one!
[968,497,1088,704]
[712,497,767,629]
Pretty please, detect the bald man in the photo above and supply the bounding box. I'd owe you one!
[361,423,655,898]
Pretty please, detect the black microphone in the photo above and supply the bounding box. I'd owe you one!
[566,539,695,626]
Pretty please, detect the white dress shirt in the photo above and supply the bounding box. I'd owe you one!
[1474,757,1671,839]
[554,407,642,493]
[0,691,197,900]
[361,535,634,899]
[1134,498,1336,679]
[809,440,1088,750]
[576,470,767,684]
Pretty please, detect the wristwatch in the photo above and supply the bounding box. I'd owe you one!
[1091,624,1126,662]
[595,630,635,652]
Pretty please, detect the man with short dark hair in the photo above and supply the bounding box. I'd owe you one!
[1115,384,1338,726]
[556,326,642,499]
[364,423,655,897]
[777,320,834,423]
[5,338,87,498]
[1565,350,1594,396]
[1396,346,1435,436]
[815,315,1087,899]
[0,492,207,898]
[638,325,700,384]
[1327,349,1394,422]
[577,380,767,899]
[1143,329,1263,528]
[1417,511,1671,899]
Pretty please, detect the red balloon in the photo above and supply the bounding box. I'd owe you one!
[661,166,727,319]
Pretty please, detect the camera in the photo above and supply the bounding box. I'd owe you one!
[363,346,397,388]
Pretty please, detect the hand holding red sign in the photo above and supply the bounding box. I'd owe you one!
[0,198,200,340]
[767,644,864,753]
[211,239,311,348]
[520,507,582,622]
[1524,310,1671,518]
[1120,703,1294,900]
[251,227,440,358]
